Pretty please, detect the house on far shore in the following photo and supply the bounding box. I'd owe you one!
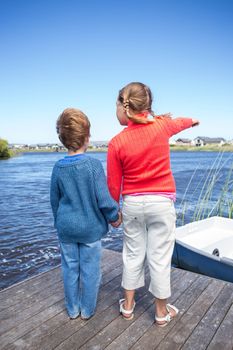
[8,143,28,149]
[90,141,108,149]
[169,139,177,145]
[9,142,96,151]
[191,137,226,147]
[175,138,192,145]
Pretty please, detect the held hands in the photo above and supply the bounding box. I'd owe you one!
[110,211,122,228]
[192,119,200,127]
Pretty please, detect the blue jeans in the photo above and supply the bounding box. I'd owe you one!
[59,240,102,319]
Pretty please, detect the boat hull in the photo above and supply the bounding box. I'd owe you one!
[172,240,233,284]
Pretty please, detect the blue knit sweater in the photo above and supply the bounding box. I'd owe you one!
[50,154,119,243]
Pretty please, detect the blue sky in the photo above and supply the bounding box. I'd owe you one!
[1,0,233,144]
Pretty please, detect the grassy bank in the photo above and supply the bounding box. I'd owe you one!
[170,144,233,152]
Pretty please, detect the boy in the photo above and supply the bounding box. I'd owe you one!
[50,108,121,320]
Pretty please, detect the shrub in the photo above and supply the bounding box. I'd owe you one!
[0,139,11,159]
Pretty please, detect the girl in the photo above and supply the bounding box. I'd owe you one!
[107,82,199,327]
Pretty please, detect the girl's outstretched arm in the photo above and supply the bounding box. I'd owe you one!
[159,115,200,137]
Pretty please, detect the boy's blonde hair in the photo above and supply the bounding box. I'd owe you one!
[56,108,90,151]
[118,82,156,124]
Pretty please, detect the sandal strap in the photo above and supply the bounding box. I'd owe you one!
[155,304,179,325]
[119,299,136,314]
[166,303,179,315]
[155,313,171,323]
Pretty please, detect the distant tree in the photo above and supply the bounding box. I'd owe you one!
[0,139,11,159]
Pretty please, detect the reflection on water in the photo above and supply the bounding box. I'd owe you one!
[0,151,232,290]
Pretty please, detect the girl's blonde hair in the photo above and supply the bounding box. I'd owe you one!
[56,108,90,151]
[118,82,156,124]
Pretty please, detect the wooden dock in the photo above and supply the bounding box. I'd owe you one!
[0,249,233,350]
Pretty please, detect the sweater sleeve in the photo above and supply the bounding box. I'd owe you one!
[107,142,123,203]
[162,117,193,137]
[93,161,119,222]
[50,166,60,227]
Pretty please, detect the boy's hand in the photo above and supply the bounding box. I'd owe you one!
[110,211,122,228]
[192,119,200,127]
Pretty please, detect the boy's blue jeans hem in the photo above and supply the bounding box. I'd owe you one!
[69,313,80,319]
[59,240,102,319]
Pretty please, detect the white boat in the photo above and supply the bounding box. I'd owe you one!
[172,216,233,283]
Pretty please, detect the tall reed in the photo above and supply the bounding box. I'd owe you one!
[177,152,233,226]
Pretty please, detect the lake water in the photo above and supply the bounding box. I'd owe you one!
[0,151,232,290]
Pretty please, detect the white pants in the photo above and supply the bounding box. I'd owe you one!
[122,195,176,299]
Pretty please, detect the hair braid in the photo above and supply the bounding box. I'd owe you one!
[118,82,155,124]
[150,110,156,118]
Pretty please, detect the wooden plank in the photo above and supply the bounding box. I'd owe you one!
[106,269,200,350]
[0,249,121,311]
[79,293,154,350]
[207,304,233,350]
[0,253,122,320]
[0,279,63,320]
[97,268,122,300]
[79,268,186,350]
[130,273,212,350]
[61,269,186,349]
[0,267,61,311]
[181,283,233,350]
[2,248,233,350]
[0,288,64,336]
[0,302,67,350]
[154,278,225,350]
[0,252,123,350]
[0,273,123,350]
[101,264,122,286]
[55,292,148,350]
[100,249,122,271]
[39,273,152,350]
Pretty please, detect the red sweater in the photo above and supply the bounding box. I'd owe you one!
[107,116,193,202]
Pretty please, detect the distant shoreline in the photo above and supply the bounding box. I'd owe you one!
[10,145,233,155]
[11,147,109,155]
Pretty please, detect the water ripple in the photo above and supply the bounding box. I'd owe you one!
[0,151,232,290]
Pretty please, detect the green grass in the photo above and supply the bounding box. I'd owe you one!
[170,144,233,152]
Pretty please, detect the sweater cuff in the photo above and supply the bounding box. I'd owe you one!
[184,118,193,128]
[108,213,119,223]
